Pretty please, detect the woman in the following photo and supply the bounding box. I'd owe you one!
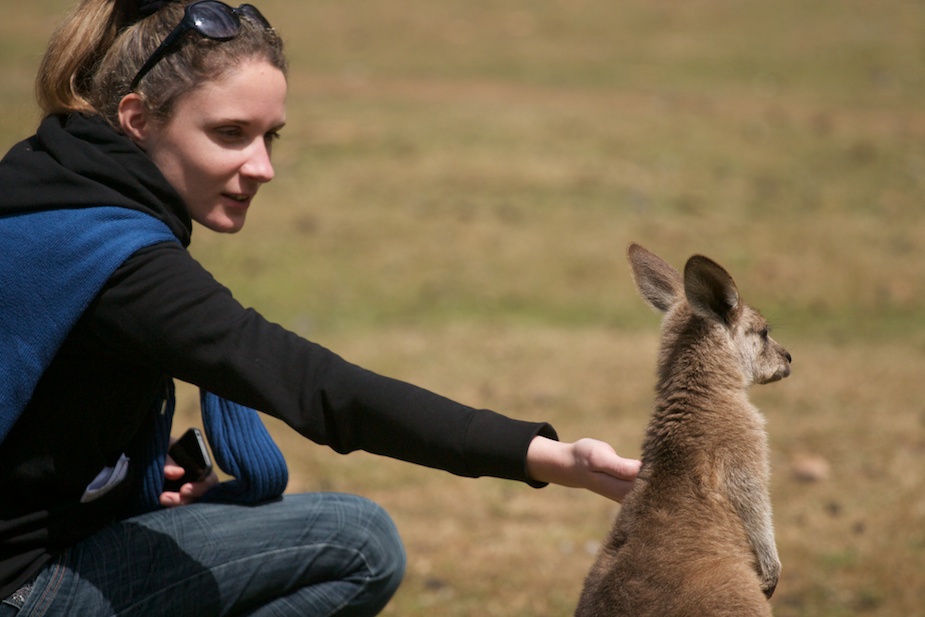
[0,0,640,615]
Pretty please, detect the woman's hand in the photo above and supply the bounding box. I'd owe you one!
[159,455,219,508]
[526,436,641,503]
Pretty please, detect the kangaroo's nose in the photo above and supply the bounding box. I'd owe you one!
[785,351,792,364]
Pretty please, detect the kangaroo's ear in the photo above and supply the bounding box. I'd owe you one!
[684,255,741,325]
[627,243,684,313]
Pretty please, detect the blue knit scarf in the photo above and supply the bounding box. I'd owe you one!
[0,206,287,512]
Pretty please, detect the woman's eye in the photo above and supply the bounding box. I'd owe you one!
[216,127,243,140]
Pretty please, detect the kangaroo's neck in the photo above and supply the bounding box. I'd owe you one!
[655,324,747,404]
[644,327,754,462]
[655,348,745,408]
[640,358,754,477]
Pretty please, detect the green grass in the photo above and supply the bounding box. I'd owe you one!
[4,1,925,615]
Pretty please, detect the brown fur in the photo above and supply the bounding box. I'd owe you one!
[575,243,791,617]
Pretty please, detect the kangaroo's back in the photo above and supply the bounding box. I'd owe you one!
[575,243,791,617]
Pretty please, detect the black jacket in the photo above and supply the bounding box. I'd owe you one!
[0,114,556,598]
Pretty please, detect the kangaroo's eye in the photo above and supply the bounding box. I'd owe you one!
[758,327,770,340]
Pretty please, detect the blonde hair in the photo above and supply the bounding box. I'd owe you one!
[36,0,287,127]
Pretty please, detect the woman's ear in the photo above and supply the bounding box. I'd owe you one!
[117,93,151,148]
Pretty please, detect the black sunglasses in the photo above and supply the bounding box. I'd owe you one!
[130,1,272,92]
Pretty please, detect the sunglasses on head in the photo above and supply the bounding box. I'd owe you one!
[129,0,272,92]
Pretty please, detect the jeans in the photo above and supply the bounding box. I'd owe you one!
[1,493,405,617]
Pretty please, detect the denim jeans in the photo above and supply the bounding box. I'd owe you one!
[1,493,405,617]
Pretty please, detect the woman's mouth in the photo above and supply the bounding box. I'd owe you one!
[223,193,253,207]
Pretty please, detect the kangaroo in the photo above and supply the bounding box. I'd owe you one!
[575,243,791,617]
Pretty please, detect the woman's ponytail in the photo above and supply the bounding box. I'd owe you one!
[35,0,136,117]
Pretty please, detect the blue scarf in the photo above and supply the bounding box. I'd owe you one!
[0,206,287,511]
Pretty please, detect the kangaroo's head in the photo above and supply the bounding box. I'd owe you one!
[627,243,792,386]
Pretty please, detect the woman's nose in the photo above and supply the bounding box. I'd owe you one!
[241,141,275,184]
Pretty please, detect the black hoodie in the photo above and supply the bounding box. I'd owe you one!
[0,113,556,598]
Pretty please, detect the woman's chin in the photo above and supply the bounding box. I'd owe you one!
[198,211,248,234]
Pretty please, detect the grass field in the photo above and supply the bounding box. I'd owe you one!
[3,1,925,615]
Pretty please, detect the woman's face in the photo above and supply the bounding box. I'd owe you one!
[138,59,287,233]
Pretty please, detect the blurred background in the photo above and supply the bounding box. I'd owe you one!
[3,1,924,615]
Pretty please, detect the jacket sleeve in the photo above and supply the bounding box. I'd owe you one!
[86,242,558,485]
